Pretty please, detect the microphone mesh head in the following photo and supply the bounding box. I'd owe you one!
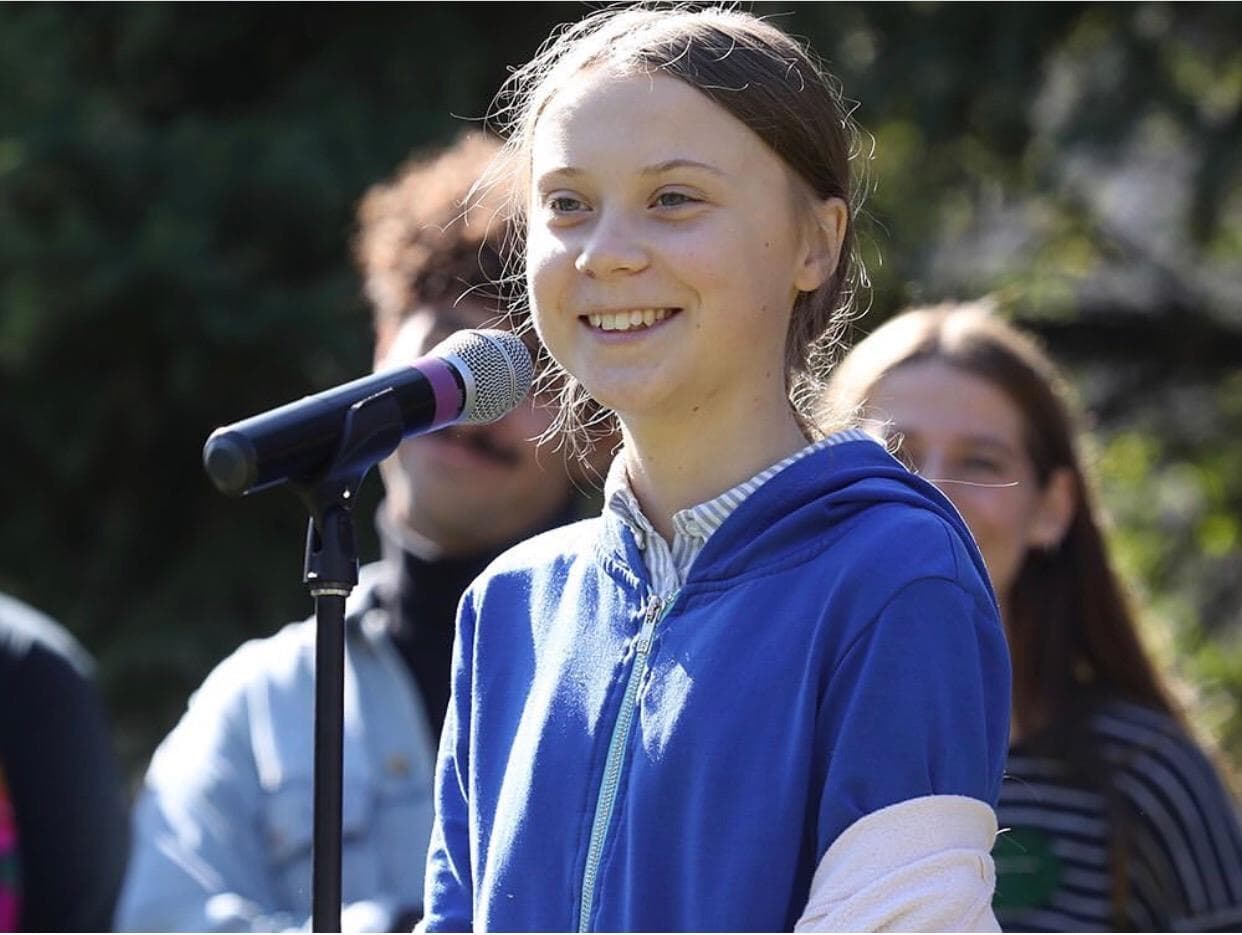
[433,328,534,424]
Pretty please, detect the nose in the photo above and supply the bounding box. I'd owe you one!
[574,210,649,279]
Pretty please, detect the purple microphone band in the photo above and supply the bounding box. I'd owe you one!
[417,355,465,427]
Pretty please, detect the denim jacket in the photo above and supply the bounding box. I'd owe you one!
[116,562,437,932]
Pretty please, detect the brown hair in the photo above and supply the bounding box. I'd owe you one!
[353,131,516,335]
[478,3,868,456]
[825,301,1180,741]
[825,302,1195,926]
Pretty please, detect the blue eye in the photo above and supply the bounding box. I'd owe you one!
[653,191,697,208]
[548,195,586,213]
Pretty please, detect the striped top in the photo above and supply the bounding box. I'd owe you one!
[994,698,1242,932]
[603,428,873,596]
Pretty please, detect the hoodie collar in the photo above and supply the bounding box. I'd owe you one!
[597,431,991,602]
[601,429,874,596]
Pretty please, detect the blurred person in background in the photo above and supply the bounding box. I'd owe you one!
[823,301,1242,931]
[115,132,585,932]
[0,590,130,931]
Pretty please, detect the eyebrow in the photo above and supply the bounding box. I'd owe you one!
[536,158,726,184]
[640,158,725,177]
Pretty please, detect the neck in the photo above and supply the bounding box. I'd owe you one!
[619,395,808,543]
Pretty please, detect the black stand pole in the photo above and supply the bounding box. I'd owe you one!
[289,388,405,933]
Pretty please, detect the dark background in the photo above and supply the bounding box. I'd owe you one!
[1,2,1239,783]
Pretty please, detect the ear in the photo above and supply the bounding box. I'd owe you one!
[1027,466,1076,550]
[793,196,848,294]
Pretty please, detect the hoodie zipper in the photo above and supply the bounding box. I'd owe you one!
[577,592,674,932]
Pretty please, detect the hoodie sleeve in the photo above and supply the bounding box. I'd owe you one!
[800,573,1010,930]
[420,591,478,932]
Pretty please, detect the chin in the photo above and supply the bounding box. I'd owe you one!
[580,373,674,418]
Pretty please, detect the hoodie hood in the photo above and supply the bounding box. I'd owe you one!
[598,435,996,607]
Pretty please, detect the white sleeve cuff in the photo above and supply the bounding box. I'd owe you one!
[795,794,1000,933]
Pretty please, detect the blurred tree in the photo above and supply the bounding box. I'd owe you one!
[1,2,1238,778]
[0,2,580,772]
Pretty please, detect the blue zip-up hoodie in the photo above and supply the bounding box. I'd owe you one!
[423,437,1010,932]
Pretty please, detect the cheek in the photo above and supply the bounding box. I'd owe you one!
[943,494,1017,591]
[667,222,742,294]
[955,491,1034,558]
[525,229,567,313]
[942,488,1004,540]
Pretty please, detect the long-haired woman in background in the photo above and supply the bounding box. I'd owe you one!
[825,301,1242,931]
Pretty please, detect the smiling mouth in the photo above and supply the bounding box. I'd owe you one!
[582,308,678,332]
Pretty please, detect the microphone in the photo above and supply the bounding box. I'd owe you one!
[203,328,534,497]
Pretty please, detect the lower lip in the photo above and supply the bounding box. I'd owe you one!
[580,311,679,341]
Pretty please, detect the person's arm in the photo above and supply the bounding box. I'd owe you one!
[119,625,424,934]
[2,639,129,931]
[419,592,478,933]
[796,574,1010,932]
[115,642,307,933]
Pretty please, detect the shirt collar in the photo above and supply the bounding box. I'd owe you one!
[602,429,872,554]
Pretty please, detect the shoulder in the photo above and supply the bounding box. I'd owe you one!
[844,500,974,575]
[1093,699,1242,833]
[453,518,613,642]
[194,565,391,706]
[1094,700,1217,774]
[170,608,348,754]
[147,617,326,784]
[198,619,316,699]
[0,590,95,678]
[744,437,990,595]
[469,517,604,594]
[812,500,995,629]
[484,517,601,572]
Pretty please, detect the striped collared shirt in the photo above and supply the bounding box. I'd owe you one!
[603,428,872,597]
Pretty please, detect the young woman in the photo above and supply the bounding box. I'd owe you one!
[421,8,1011,931]
[824,302,1242,931]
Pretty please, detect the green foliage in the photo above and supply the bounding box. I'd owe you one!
[1,3,1239,780]
[0,2,579,770]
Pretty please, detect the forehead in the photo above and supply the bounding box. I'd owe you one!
[531,68,783,183]
[866,359,1027,447]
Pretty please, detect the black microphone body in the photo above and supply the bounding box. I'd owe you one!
[203,329,532,497]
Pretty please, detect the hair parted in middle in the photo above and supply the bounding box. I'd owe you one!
[472,2,870,460]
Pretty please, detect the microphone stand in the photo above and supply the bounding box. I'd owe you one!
[288,388,405,933]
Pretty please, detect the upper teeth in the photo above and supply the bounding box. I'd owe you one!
[587,309,672,331]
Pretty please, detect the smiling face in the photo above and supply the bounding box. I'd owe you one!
[525,69,828,437]
[864,359,1074,609]
[374,301,571,556]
